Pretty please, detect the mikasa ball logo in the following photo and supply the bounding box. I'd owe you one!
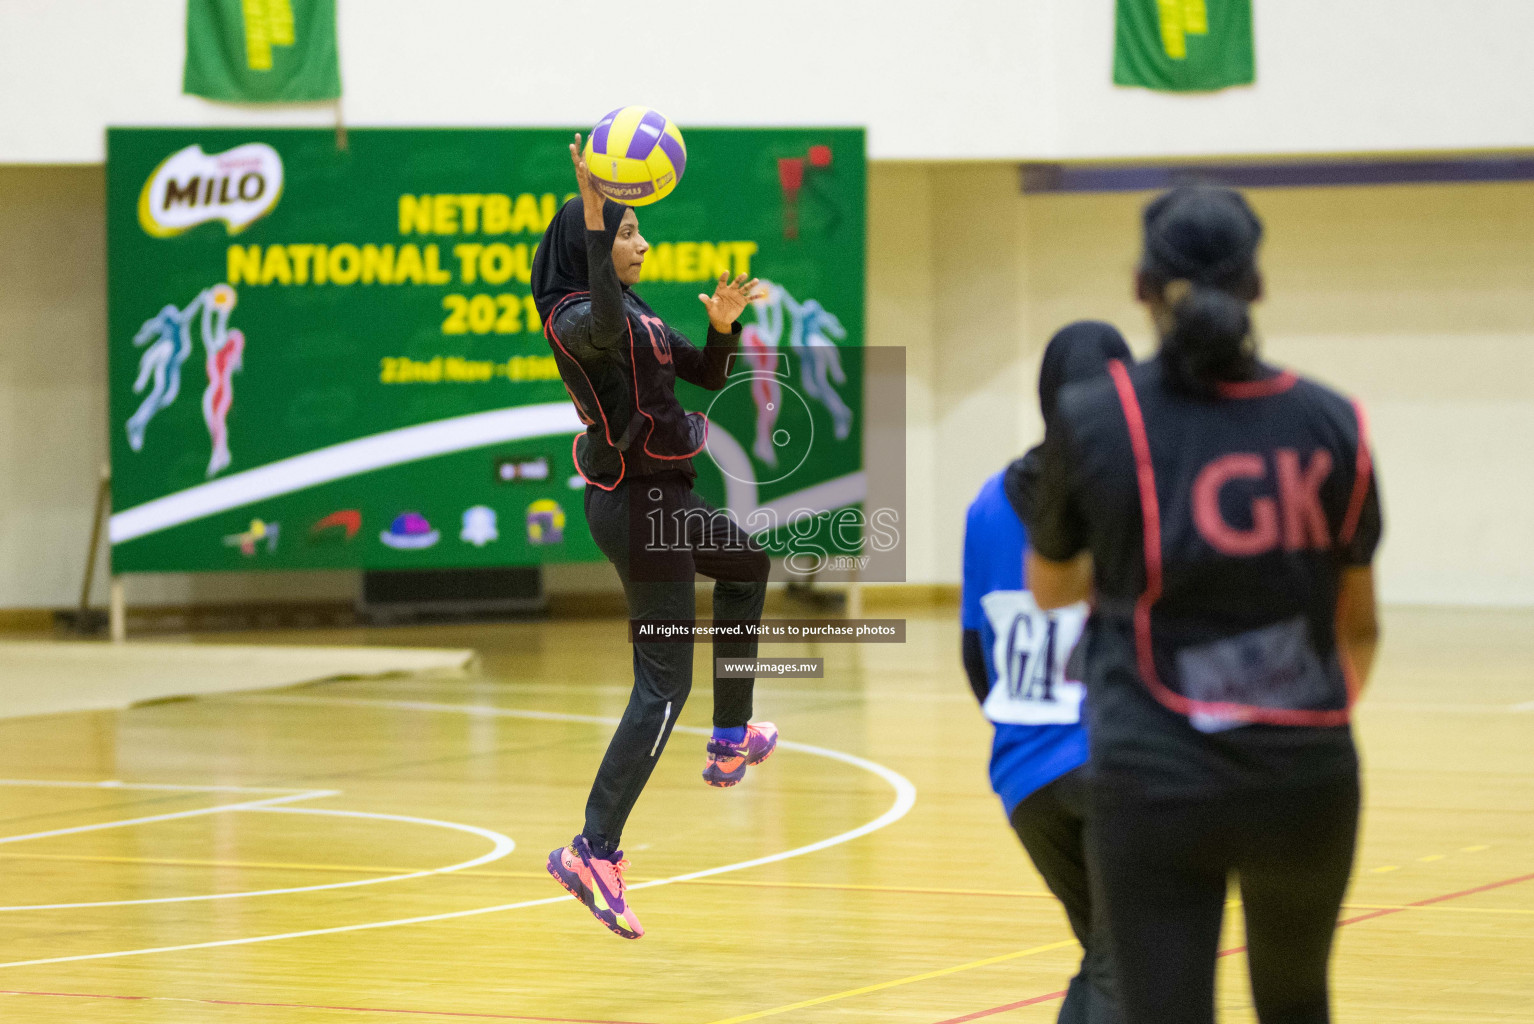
[138,143,285,238]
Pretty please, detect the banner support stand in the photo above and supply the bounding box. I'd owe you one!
[847,581,864,620]
[334,99,348,152]
[110,579,127,643]
[62,462,114,635]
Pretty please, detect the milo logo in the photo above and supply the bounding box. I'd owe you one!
[138,143,285,238]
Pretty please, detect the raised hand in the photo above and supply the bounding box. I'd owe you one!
[569,133,606,230]
[699,273,764,333]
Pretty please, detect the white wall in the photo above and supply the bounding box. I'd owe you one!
[892,172,1534,606]
[1047,2,1534,159]
[3,1,1532,163]
[0,166,108,608]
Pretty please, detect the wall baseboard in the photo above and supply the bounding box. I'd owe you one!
[856,583,960,609]
[546,591,630,619]
[0,584,962,636]
[0,602,362,636]
[120,601,359,634]
[0,609,54,633]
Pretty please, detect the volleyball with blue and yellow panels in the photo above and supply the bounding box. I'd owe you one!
[583,106,687,207]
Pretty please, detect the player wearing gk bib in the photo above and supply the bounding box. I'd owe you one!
[962,322,1130,1024]
[1027,187,1383,1024]
[535,135,777,940]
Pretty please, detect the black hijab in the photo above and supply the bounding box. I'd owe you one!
[1006,320,1132,526]
[1036,320,1132,423]
[531,196,631,322]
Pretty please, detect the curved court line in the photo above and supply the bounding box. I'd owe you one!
[0,696,916,970]
[0,791,334,847]
[0,779,324,794]
[0,806,514,912]
[241,695,920,886]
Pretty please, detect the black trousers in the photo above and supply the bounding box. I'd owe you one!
[1090,772,1361,1024]
[1010,768,1123,1024]
[581,474,770,851]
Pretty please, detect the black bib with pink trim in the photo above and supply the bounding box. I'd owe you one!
[544,291,707,490]
[1104,359,1373,730]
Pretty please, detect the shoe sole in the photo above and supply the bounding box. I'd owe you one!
[703,768,744,788]
[546,858,641,940]
[703,736,778,788]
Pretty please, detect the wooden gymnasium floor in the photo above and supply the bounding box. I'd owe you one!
[0,605,1529,1023]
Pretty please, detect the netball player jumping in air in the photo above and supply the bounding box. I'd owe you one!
[1026,186,1383,1024]
[961,321,1129,1024]
[536,135,777,940]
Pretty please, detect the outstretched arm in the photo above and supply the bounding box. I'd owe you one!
[672,273,763,390]
[569,135,625,351]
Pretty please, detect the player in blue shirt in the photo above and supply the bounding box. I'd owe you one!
[962,321,1131,1024]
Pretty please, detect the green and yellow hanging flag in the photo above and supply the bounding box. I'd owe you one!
[1114,0,1254,92]
[184,0,341,102]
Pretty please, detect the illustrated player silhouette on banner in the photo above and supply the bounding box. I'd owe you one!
[199,285,245,477]
[743,280,853,467]
[126,283,244,478]
[742,282,787,465]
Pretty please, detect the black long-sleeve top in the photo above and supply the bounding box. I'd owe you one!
[545,228,740,485]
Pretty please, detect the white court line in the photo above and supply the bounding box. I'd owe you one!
[1512,701,1534,713]
[0,779,321,794]
[0,791,334,847]
[0,805,514,912]
[0,696,917,969]
[293,698,920,882]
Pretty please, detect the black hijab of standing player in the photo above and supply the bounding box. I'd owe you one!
[1026,184,1383,1024]
[1038,322,1136,421]
[1005,321,1134,524]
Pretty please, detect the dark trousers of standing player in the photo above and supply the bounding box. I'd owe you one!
[581,473,770,854]
[1010,768,1123,1024]
[1090,772,1360,1024]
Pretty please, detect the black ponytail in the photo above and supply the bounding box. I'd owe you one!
[1164,280,1254,385]
[1139,186,1263,394]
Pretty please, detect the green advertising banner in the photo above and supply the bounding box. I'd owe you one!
[106,127,866,574]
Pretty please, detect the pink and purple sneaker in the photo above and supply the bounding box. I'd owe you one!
[702,721,779,788]
[546,835,643,939]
